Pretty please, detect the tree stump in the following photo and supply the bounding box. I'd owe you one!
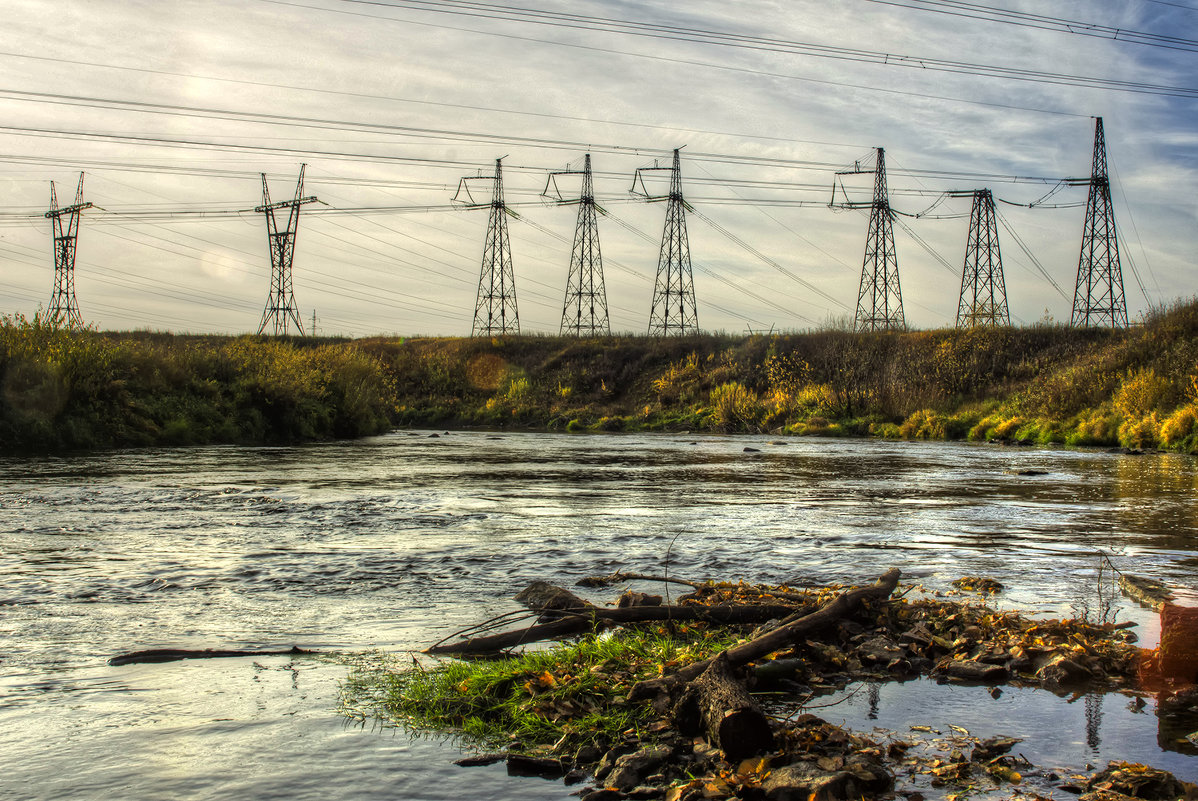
[673,652,774,761]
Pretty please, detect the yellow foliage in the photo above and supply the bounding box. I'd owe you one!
[653,352,702,403]
[708,381,760,430]
[1118,412,1161,449]
[991,416,1024,439]
[1160,405,1198,448]
[1114,367,1171,419]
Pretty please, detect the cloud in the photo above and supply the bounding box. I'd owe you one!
[0,0,1191,334]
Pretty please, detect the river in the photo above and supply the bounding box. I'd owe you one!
[1,431,1196,799]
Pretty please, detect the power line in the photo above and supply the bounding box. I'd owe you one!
[861,0,1198,53]
[320,0,1198,98]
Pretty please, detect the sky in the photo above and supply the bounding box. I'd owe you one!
[0,0,1194,337]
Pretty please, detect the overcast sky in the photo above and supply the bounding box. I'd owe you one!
[0,0,1194,336]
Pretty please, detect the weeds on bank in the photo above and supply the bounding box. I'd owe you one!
[341,626,742,752]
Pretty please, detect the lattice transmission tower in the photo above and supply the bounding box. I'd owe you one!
[457,158,519,336]
[45,173,92,327]
[837,148,904,331]
[1069,117,1127,328]
[544,154,609,336]
[951,189,1009,327]
[256,165,317,336]
[634,148,698,336]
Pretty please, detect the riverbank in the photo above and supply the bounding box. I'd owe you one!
[342,570,1198,801]
[4,298,1197,452]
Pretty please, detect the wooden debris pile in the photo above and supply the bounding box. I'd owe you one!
[407,570,1193,801]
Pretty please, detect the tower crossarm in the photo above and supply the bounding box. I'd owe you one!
[44,202,93,219]
[254,196,317,213]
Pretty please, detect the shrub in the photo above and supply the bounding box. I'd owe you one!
[1160,406,1198,450]
[708,382,761,432]
[1114,368,1172,420]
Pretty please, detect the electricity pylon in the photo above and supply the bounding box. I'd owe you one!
[834,149,904,331]
[544,154,610,337]
[633,148,698,336]
[457,158,519,336]
[256,165,316,336]
[1069,117,1127,328]
[951,189,1009,327]
[45,173,92,327]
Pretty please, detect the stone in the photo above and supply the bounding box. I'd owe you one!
[454,753,505,767]
[762,757,892,801]
[580,790,624,801]
[855,635,904,663]
[936,659,1009,683]
[514,580,589,613]
[844,754,894,793]
[506,753,569,779]
[971,736,1022,763]
[594,745,637,782]
[616,591,663,608]
[605,746,674,791]
[1038,654,1092,688]
[575,744,604,765]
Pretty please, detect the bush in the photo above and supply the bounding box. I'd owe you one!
[708,382,761,432]
[1114,368,1172,420]
[1160,406,1198,451]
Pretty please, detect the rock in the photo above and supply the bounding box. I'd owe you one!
[575,744,604,765]
[936,659,1010,683]
[506,753,569,779]
[454,753,506,767]
[605,746,674,791]
[744,447,762,453]
[563,768,587,785]
[844,754,894,793]
[581,790,624,801]
[594,745,638,782]
[855,636,904,663]
[514,581,589,614]
[616,591,663,608]
[1085,762,1186,800]
[763,757,892,801]
[1038,654,1093,688]
[971,736,1022,762]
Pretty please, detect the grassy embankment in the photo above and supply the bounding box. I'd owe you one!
[3,298,1198,452]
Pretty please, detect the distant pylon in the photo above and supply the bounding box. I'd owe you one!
[954,189,1009,327]
[548,154,610,336]
[45,173,92,327]
[854,148,904,331]
[256,165,317,336]
[471,159,519,336]
[1071,117,1127,328]
[637,148,698,336]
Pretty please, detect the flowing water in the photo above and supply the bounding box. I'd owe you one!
[1,431,1196,800]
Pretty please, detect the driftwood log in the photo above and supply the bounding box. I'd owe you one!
[426,603,804,656]
[109,646,316,666]
[576,572,708,589]
[630,568,901,699]
[673,652,775,761]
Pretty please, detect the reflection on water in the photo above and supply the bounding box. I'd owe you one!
[1,432,1197,798]
[1137,602,1198,756]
